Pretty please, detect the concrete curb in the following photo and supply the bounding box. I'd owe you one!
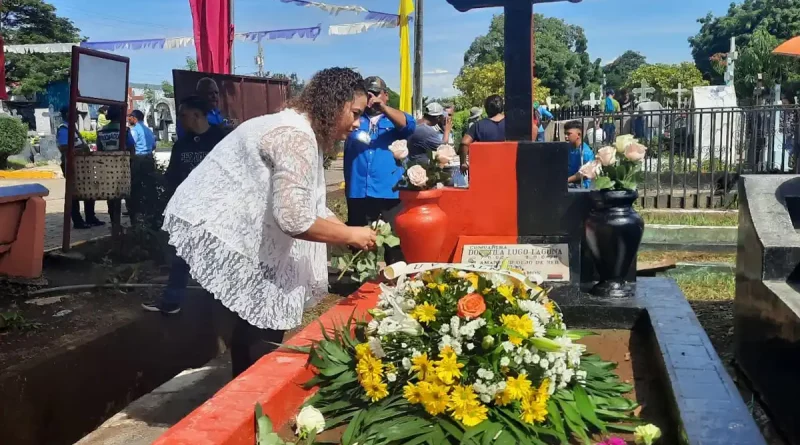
[152,283,381,445]
[643,224,737,246]
[0,170,60,180]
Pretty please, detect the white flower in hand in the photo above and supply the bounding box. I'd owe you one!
[295,405,325,436]
[435,144,457,167]
[578,160,601,180]
[389,139,409,160]
[407,164,429,188]
[624,142,647,162]
[596,146,616,166]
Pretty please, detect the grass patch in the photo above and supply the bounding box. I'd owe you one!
[3,159,28,171]
[638,250,735,264]
[640,211,738,227]
[668,269,735,301]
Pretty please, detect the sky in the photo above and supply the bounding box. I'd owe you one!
[48,0,735,98]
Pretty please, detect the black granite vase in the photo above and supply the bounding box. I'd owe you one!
[585,189,644,297]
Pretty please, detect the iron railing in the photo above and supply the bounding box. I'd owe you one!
[546,105,800,209]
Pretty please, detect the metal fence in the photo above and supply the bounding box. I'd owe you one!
[547,105,800,209]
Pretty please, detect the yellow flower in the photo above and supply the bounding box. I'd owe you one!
[435,353,464,385]
[437,283,449,294]
[494,389,513,406]
[537,378,550,399]
[505,374,533,401]
[362,378,389,402]
[411,353,434,380]
[544,301,555,316]
[448,385,478,411]
[411,302,438,324]
[421,270,441,283]
[427,282,437,289]
[356,355,383,380]
[500,314,534,345]
[403,382,422,404]
[420,381,450,415]
[497,284,516,305]
[385,362,397,375]
[355,343,372,361]
[458,402,488,427]
[520,378,550,424]
[439,345,456,358]
[464,273,479,290]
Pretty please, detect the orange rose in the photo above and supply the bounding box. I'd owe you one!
[457,293,487,319]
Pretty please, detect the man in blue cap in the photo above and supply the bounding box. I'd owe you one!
[343,76,415,263]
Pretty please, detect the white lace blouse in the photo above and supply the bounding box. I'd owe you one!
[162,109,332,330]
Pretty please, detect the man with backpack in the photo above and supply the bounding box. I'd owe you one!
[603,89,620,144]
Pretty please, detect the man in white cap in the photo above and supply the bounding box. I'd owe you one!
[467,106,483,130]
[407,102,467,186]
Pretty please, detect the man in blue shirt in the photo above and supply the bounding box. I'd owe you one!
[176,77,225,139]
[126,110,156,221]
[564,120,596,189]
[533,101,553,141]
[131,110,155,151]
[344,76,415,262]
[57,106,103,229]
[127,110,154,156]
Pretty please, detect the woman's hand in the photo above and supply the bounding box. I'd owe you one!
[348,226,377,250]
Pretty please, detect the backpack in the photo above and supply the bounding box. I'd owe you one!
[604,97,616,113]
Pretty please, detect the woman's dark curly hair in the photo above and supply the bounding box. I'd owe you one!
[288,67,366,150]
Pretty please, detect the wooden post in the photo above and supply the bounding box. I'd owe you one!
[504,1,533,141]
[413,0,424,116]
[62,49,81,251]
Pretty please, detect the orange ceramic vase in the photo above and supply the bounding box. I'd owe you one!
[395,188,448,263]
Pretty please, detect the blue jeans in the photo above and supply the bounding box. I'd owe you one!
[446,167,468,187]
[161,256,191,306]
[536,131,545,142]
[603,123,616,144]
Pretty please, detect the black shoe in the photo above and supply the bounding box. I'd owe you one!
[86,218,106,227]
[73,222,91,230]
[141,300,181,314]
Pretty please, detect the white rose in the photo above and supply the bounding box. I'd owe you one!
[435,144,457,167]
[402,357,412,370]
[406,164,429,188]
[389,139,409,160]
[596,146,616,166]
[368,336,385,358]
[295,405,325,435]
[578,160,601,180]
[387,372,397,382]
[624,142,647,162]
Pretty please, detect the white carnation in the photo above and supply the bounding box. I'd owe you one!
[387,372,397,382]
[466,342,475,351]
[500,356,510,367]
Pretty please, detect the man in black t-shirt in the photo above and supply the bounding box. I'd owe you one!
[459,94,505,174]
[142,95,229,314]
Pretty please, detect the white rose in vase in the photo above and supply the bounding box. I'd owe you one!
[578,160,601,180]
[624,142,647,162]
[389,139,409,160]
[295,405,325,435]
[596,146,617,166]
[406,164,429,188]
[435,144,457,167]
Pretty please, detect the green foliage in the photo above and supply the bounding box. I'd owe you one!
[184,56,198,71]
[603,51,647,92]
[387,88,401,109]
[689,0,800,83]
[1,0,81,95]
[0,115,28,169]
[333,221,400,283]
[451,110,471,146]
[143,87,157,108]
[454,61,550,108]
[736,26,800,99]
[161,81,175,98]
[462,14,601,102]
[626,63,708,102]
[0,311,39,331]
[79,130,97,144]
[268,72,307,97]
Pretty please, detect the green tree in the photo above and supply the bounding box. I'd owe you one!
[1,0,81,96]
[143,87,157,108]
[736,26,799,99]
[161,81,175,98]
[0,116,28,169]
[626,62,709,102]
[603,51,647,92]
[454,61,550,107]
[268,72,306,97]
[689,0,800,82]
[184,56,198,71]
[462,13,601,100]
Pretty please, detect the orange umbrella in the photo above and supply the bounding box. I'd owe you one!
[773,36,800,57]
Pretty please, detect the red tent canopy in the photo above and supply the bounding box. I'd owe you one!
[189,0,233,74]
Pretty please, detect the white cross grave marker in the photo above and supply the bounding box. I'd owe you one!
[545,96,560,110]
[671,83,687,109]
[582,92,601,108]
[634,80,656,102]
[725,37,738,87]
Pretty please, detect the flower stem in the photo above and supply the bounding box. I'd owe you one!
[337,250,363,281]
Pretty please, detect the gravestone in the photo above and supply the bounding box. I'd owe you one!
[33,108,53,136]
[671,83,687,109]
[633,81,655,103]
[735,175,800,443]
[582,92,601,108]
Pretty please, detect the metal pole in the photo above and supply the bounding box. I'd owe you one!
[412,0,423,117]
[256,40,264,77]
[229,0,235,74]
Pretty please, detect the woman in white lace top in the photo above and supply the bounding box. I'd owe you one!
[161,68,376,377]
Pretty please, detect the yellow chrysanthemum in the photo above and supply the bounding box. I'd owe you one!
[419,381,450,416]
[411,353,434,380]
[505,374,533,401]
[421,270,441,283]
[497,284,516,305]
[439,345,456,358]
[464,273,479,290]
[520,379,551,424]
[427,282,437,289]
[356,355,383,380]
[544,301,555,316]
[494,389,513,406]
[448,385,479,411]
[435,353,464,385]
[500,314,535,345]
[403,382,422,404]
[362,378,389,402]
[537,378,551,399]
[458,402,488,427]
[385,362,397,375]
[354,343,372,361]
[411,302,438,324]
[437,283,449,294]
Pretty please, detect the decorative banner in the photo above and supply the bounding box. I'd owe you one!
[3,42,77,54]
[398,0,414,113]
[189,0,232,74]
[238,25,322,42]
[365,11,401,24]
[281,0,367,15]
[82,38,189,52]
[328,21,396,35]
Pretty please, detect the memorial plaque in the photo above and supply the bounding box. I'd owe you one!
[461,243,570,282]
